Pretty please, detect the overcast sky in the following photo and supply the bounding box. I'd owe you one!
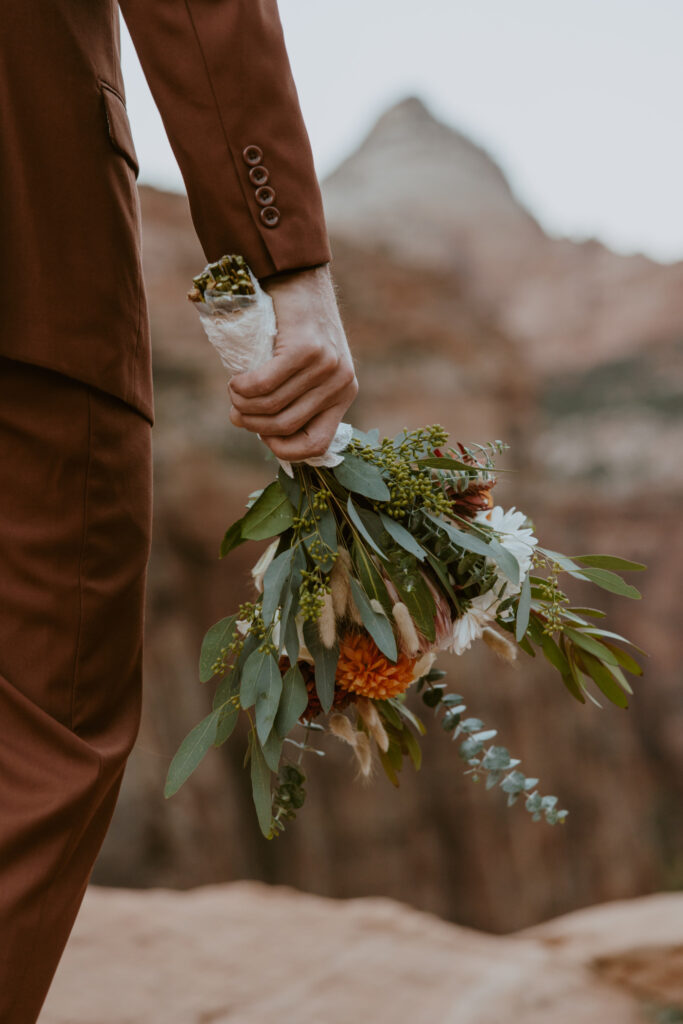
[121,0,683,263]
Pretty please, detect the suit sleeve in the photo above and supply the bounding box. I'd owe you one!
[118,0,332,278]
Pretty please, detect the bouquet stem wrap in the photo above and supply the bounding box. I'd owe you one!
[189,255,276,376]
[188,255,352,470]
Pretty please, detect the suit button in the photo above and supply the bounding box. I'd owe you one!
[255,185,276,206]
[260,205,281,227]
[242,144,263,166]
[249,165,269,186]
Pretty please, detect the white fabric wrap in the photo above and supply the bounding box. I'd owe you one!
[193,267,351,471]
[194,272,276,376]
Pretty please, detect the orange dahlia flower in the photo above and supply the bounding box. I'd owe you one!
[335,630,417,701]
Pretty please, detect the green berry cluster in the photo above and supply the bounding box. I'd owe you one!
[311,487,332,512]
[348,425,454,520]
[533,558,570,634]
[299,567,330,622]
[211,649,232,677]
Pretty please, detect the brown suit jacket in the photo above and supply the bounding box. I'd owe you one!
[0,1,332,425]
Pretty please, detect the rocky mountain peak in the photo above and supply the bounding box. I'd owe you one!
[321,94,540,267]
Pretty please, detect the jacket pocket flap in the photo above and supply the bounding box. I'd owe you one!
[100,82,140,179]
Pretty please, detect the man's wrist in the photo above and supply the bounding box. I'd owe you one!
[258,261,330,289]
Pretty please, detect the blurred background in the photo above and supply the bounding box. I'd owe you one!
[95,0,683,934]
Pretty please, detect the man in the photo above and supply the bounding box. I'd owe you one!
[0,1,356,1019]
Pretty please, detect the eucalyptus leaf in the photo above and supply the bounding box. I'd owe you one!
[601,642,643,676]
[515,574,531,642]
[214,701,240,746]
[347,496,387,560]
[425,513,519,585]
[199,615,238,683]
[481,746,512,772]
[249,733,273,838]
[574,554,646,572]
[415,456,483,472]
[378,746,400,786]
[349,577,398,661]
[302,620,339,714]
[334,454,390,501]
[212,667,239,710]
[564,627,621,666]
[582,627,648,656]
[352,539,393,614]
[388,697,427,735]
[241,480,294,541]
[564,643,591,705]
[566,644,601,708]
[255,664,283,745]
[282,592,300,664]
[576,650,629,709]
[425,552,459,606]
[277,467,302,509]
[568,565,642,600]
[567,607,606,619]
[261,547,294,626]
[275,665,309,737]
[402,727,422,770]
[240,649,282,710]
[164,707,220,797]
[379,512,427,561]
[261,727,285,772]
[219,520,245,558]
[540,632,569,675]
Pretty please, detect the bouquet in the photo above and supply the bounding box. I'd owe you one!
[165,256,646,839]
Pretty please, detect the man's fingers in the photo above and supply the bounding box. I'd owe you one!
[262,404,348,463]
[228,357,337,416]
[230,336,331,399]
[230,375,357,437]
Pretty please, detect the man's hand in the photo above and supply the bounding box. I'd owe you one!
[228,264,358,462]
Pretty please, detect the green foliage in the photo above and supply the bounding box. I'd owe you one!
[164,708,220,798]
[166,414,647,842]
[417,676,569,825]
[249,730,275,839]
[241,480,294,540]
[302,620,339,714]
[348,577,398,660]
[275,665,309,738]
[198,615,238,682]
[333,453,391,500]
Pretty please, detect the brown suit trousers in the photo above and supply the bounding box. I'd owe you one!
[0,358,153,1021]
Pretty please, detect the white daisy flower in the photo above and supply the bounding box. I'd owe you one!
[474,505,538,590]
[444,590,501,656]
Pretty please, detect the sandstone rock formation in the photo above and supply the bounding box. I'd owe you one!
[42,885,683,1024]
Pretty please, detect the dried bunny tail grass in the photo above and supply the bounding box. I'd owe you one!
[482,626,518,662]
[330,552,351,617]
[355,697,389,752]
[392,601,420,656]
[353,732,374,781]
[318,592,337,649]
[328,712,374,779]
[411,651,437,682]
